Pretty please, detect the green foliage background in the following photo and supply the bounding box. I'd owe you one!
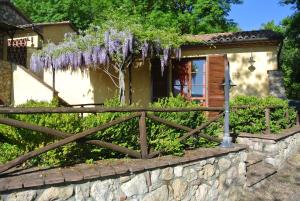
[262,0,300,99]
[230,96,297,134]
[12,0,242,33]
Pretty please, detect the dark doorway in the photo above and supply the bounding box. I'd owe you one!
[151,58,169,101]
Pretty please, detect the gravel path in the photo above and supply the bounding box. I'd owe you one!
[242,149,300,201]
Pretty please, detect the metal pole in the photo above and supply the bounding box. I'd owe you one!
[220,56,233,148]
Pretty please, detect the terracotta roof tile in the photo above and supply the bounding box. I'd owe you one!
[185,30,283,45]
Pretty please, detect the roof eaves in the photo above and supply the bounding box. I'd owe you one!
[0,1,32,24]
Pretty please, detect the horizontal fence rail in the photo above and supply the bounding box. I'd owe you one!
[0,105,298,174]
[0,106,224,114]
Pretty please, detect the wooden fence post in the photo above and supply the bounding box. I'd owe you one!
[265,108,271,134]
[139,112,148,159]
[285,110,289,120]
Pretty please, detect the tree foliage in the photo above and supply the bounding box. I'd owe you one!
[12,0,242,33]
[262,1,300,99]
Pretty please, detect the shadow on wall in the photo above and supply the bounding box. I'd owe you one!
[89,68,118,104]
[229,51,271,97]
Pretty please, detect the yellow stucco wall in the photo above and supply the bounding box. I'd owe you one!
[13,64,53,105]
[128,60,152,106]
[41,45,278,106]
[42,25,75,44]
[43,60,153,106]
[182,45,278,97]
[44,69,93,104]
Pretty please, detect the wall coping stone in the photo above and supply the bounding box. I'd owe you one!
[0,145,247,193]
[238,126,300,142]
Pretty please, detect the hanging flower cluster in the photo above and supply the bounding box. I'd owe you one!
[30,27,182,75]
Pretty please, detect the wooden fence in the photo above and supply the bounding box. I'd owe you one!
[0,105,298,174]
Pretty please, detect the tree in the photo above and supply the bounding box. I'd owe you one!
[30,18,185,104]
[261,1,300,99]
[92,0,243,34]
[13,0,242,34]
[12,0,94,30]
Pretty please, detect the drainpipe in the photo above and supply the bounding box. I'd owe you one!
[220,55,233,148]
[277,40,283,70]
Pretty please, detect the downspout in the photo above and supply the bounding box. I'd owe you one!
[277,40,283,70]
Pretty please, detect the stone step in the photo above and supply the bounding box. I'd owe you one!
[246,162,277,188]
[246,152,265,167]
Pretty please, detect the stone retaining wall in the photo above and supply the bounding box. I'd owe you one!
[236,126,300,168]
[0,146,247,201]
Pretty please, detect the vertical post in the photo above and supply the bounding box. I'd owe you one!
[265,108,271,134]
[296,111,299,126]
[220,56,233,148]
[129,63,132,105]
[80,105,84,118]
[139,112,148,158]
[285,110,289,120]
[52,67,56,98]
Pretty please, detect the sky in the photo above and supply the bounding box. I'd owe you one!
[229,0,295,31]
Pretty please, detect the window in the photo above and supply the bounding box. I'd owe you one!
[7,38,27,67]
[173,59,206,104]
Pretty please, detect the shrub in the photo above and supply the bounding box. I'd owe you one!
[0,99,83,167]
[230,96,297,134]
[82,95,216,157]
[148,95,217,155]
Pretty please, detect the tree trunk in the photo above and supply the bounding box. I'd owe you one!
[119,68,126,105]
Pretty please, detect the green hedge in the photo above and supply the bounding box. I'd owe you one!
[0,96,296,167]
[230,96,297,134]
[0,96,216,167]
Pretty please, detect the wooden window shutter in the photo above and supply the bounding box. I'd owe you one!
[207,55,226,116]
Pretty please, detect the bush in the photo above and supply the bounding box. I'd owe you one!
[230,96,297,134]
[148,95,217,155]
[82,95,216,157]
[0,99,83,167]
[287,83,300,100]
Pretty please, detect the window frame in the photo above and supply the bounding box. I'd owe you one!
[172,57,207,105]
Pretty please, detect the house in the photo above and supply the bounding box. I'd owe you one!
[0,0,77,105]
[0,0,284,107]
[40,30,284,108]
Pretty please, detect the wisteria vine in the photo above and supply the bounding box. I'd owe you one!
[31,28,182,74]
[30,25,184,104]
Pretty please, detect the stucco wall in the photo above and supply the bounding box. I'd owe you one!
[13,64,53,105]
[42,45,278,106]
[43,61,152,106]
[42,25,75,44]
[128,60,152,106]
[182,45,278,97]
[44,68,93,104]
